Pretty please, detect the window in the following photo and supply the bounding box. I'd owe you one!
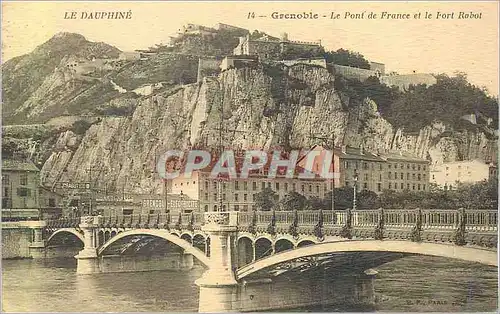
[301,185,305,192]
[243,205,248,211]
[284,183,288,191]
[377,183,382,192]
[2,175,9,185]
[213,205,218,211]
[412,184,415,190]
[394,172,397,179]
[293,183,296,191]
[275,182,279,190]
[389,183,392,189]
[17,187,30,197]
[48,198,56,207]
[364,173,368,181]
[235,181,239,190]
[395,183,397,189]
[234,193,239,201]
[407,173,410,180]
[308,185,312,192]
[267,182,271,188]
[316,185,320,193]
[213,181,217,189]
[243,182,248,190]
[4,187,9,197]
[388,164,392,169]
[418,184,421,190]
[252,182,257,191]
[243,194,248,201]
[261,182,266,190]
[400,183,403,189]
[394,164,398,169]
[344,161,349,169]
[234,205,240,211]
[204,205,209,212]
[407,164,410,169]
[20,173,28,186]
[423,184,426,191]
[418,165,421,171]
[407,183,410,189]
[213,193,217,200]
[418,174,421,181]
[388,172,392,179]
[205,181,209,190]
[363,183,368,189]
[204,193,209,201]
[412,164,416,170]
[379,174,382,181]
[423,174,426,180]
[123,209,133,215]
[149,209,155,214]
[400,173,403,180]
[222,194,226,201]
[412,173,416,180]
[363,162,368,170]
[379,164,383,171]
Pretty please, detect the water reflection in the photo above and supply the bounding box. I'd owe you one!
[2,255,497,312]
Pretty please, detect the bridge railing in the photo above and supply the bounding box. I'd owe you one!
[45,208,497,233]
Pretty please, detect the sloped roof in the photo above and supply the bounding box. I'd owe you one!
[2,159,40,172]
[166,149,322,179]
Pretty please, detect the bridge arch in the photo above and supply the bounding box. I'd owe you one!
[274,238,294,253]
[97,229,210,267]
[236,240,498,280]
[46,228,84,246]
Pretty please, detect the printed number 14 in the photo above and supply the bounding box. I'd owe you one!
[248,12,255,19]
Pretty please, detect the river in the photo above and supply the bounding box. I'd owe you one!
[2,255,497,312]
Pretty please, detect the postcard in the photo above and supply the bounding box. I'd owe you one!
[1,1,498,313]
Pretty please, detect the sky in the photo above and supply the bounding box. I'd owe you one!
[2,1,499,96]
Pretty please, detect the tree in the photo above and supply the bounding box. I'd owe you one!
[280,192,308,211]
[357,190,380,209]
[324,48,371,69]
[254,187,278,211]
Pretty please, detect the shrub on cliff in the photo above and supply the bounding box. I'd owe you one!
[324,48,371,69]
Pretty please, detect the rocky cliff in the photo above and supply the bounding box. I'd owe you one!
[23,65,495,194]
[3,33,497,194]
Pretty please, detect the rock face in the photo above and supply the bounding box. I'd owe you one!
[31,65,496,194]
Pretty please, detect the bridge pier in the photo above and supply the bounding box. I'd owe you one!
[195,212,239,312]
[29,223,47,258]
[75,217,100,275]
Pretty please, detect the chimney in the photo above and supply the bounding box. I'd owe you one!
[341,145,347,154]
[359,144,364,155]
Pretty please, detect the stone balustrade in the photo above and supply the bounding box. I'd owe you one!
[44,209,498,234]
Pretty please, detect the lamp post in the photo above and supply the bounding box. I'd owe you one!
[309,132,336,212]
[353,170,358,211]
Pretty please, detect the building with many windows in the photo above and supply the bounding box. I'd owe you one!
[301,145,430,194]
[382,152,430,192]
[2,159,41,220]
[430,159,490,190]
[335,146,386,193]
[170,151,330,212]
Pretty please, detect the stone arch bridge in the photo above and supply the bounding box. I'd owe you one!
[39,208,497,312]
